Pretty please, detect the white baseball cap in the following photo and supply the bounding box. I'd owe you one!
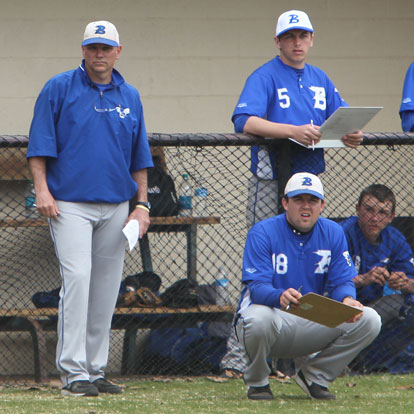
[276,10,314,37]
[284,172,324,200]
[82,21,120,47]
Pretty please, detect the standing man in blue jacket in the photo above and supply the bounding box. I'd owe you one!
[339,184,414,372]
[27,21,153,397]
[232,9,363,227]
[236,173,381,401]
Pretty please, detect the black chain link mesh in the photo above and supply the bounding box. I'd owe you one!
[0,133,414,382]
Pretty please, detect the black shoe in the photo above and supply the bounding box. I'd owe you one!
[247,384,274,400]
[92,378,123,394]
[61,380,99,397]
[294,370,336,400]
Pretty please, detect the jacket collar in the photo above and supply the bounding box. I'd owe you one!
[78,59,125,88]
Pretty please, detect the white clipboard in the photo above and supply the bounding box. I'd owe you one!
[289,106,383,149]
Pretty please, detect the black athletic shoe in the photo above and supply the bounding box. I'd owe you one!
[92,378,123,394]
[61,380,99,397]
[294,370,336,400]
[247,384,274,400]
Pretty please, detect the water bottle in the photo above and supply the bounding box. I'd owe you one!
[24,179,38,218]
[208,267,232,338]
[178,173,193,216]
[194,179,208,217]
[215,267,229,306]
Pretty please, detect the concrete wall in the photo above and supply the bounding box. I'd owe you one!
[1,0,413,135]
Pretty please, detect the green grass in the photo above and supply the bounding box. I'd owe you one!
[1,374,414,414]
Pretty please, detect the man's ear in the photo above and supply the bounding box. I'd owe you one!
[320,200,325,212]
[116,45,123,60]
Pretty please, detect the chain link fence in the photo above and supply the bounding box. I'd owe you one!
[0,133,414,383]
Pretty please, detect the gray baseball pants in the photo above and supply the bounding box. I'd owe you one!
[49,200,128,386]
[236,304,381,387]
[246,174,279,228]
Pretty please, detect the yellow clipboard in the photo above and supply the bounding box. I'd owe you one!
[283,293,362,328]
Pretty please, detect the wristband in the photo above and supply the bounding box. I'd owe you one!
[135,204,150,213]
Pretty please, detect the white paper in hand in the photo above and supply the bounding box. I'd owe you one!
[122,219,140,251]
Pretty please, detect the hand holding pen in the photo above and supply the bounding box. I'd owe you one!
[284,285,303,311]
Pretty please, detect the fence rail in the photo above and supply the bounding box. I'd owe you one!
[0,132,414,383]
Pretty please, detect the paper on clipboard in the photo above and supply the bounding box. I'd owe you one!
[316,106,382,148]
[289,106,382,149]
[283,292,362,328]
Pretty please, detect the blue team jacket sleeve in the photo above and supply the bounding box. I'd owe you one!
[325,222,357,302]
[400,62,414,121]
[242,226,284,308]
[233,114,250,133]
[401,111,414,132]
[389,231,414,278]
[232,71,274,123]
[129,91,152,173]
[27,77,64,158]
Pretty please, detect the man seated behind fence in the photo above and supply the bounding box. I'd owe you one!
[339,184,414,373]
[235,172,380,401]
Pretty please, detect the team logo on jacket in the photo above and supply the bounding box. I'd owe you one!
[314,250,331,274]
[116,106,130,118]
[353,255,361,273]
[343,251,353,267]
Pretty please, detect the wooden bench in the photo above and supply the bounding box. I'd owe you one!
[0,305,235,382]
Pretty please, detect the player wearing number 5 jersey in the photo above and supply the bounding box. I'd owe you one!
[231,10,363,227]
[235,173,380,401]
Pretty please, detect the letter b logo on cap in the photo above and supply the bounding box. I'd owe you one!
[95,25,106,34]
[289,14,300,24]
[302,177,313,186]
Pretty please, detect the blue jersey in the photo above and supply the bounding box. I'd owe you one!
[340,217,414,304]
[232,56,347,179]
[238,214,356,313]
[28,60,153,203]
[400,62,414,132]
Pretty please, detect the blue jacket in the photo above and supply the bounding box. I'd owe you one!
[232,56,347,179]
[340,216,414,304]
[28,60,153,203]
[238,214,356,313]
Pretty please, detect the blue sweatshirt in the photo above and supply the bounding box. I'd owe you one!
[231,56,347,179]
[238,214,356,313]
[340,216,414,304]
[28,60,153,203]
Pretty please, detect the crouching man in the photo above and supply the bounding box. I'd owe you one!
[235,173,381,400]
